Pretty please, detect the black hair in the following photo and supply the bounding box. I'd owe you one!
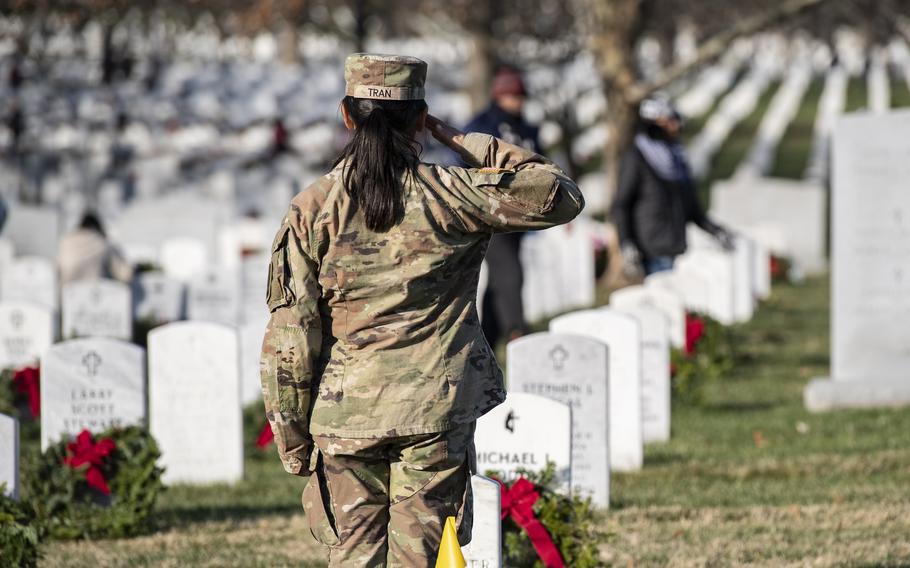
[79,211,105,237]
[334,95,427,232]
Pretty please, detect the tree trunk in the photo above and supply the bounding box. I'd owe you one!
[468,31,494,113]
[604,89,636,205]
[352,0,369,53]
[584,0,643,199]
[278,22,299,64]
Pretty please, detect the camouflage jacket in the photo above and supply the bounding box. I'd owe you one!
[261,133,584,474]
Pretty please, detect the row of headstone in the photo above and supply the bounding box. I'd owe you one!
[736,62,813,178]
[477,306,676,509]
[688,67,775,180]
[35,323,244,485]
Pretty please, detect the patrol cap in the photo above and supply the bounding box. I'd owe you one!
[344,53,428,101]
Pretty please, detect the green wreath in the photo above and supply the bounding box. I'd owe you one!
[26,425,165,540]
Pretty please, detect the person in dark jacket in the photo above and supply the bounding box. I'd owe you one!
[464,65,541,346]
[613,94,733,276]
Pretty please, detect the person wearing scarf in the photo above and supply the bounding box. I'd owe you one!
[612,94,734,277]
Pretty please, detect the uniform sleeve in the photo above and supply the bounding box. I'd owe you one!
[440,133,585,233]
[612,149,640,247]
[260,213,323,476]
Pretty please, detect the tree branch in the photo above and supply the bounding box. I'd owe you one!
[627,0,831,103]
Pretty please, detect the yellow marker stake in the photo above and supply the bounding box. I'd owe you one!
[435,516,466,568]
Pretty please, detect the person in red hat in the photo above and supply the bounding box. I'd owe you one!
[464,65,542,348]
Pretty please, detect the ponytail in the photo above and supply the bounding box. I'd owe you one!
[335,96,427,232]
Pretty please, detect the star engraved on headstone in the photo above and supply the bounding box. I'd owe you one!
[549,345,569,371]
[10,311,23,329]
[504,410,517,433]
[82,351,102,377]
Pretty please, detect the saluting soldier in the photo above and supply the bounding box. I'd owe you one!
[260,53,584,567]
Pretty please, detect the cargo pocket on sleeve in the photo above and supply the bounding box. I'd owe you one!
[276,326,309,413]
[301,452,342,547]
[266,223,296,312]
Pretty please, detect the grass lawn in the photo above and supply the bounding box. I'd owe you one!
[844,76,867,113]
[771,79,824,179]
[41,276,910,566]
[891,73,910,109]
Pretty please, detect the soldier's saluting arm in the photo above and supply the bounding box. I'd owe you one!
[260,209,323,476]
[425,115,585,233]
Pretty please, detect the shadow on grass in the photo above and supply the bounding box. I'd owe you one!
[706,401,777,413]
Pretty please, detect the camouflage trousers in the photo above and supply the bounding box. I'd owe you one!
[303,422,476,567]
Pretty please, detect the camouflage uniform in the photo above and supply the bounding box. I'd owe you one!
[261,53,585,567]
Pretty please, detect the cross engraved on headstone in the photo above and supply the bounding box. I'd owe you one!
[10,310,23,330]
[82,351,102,377]
[549,345,568,371]
[504,410,518,433]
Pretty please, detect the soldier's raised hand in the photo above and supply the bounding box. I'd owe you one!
[426,114,465,151]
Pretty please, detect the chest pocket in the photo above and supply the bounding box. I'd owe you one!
[266,223,296,312]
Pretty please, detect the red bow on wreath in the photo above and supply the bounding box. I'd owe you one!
[498,477,566,568]
[64,430,116,495]
[684,313,706,355]
[256,421,275,448]
[12,366,40,417]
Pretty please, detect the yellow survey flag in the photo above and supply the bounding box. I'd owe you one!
[435,516,466,568]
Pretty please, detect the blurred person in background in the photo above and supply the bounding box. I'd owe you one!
[261,53,583,567]
[464,65,541,347]
[613,93,734,277]
[57,212,133,285]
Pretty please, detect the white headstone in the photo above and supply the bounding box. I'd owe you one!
[0,413,18,499]
[149,322,243,484]
[474,393,571,490]
[239,253,270,325]
[645,268,710,314]
[0,256,57,310]
[160,237,209,282]
[711,177,826,275]
[40,338,146,451]
[187,268,241,325]
[0,302,53,370]
[687,228,755,323]
[613,306,671,443]
[610,285,685,349]
[461,475,502,568]
[134,272,185,325]
[0,238,13,272]
[507,333,610,507]
[61,279,132,340]
[3,205,61,259]
[677,249,735,325]
[550,309,644,471]
[805,111,910,410]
